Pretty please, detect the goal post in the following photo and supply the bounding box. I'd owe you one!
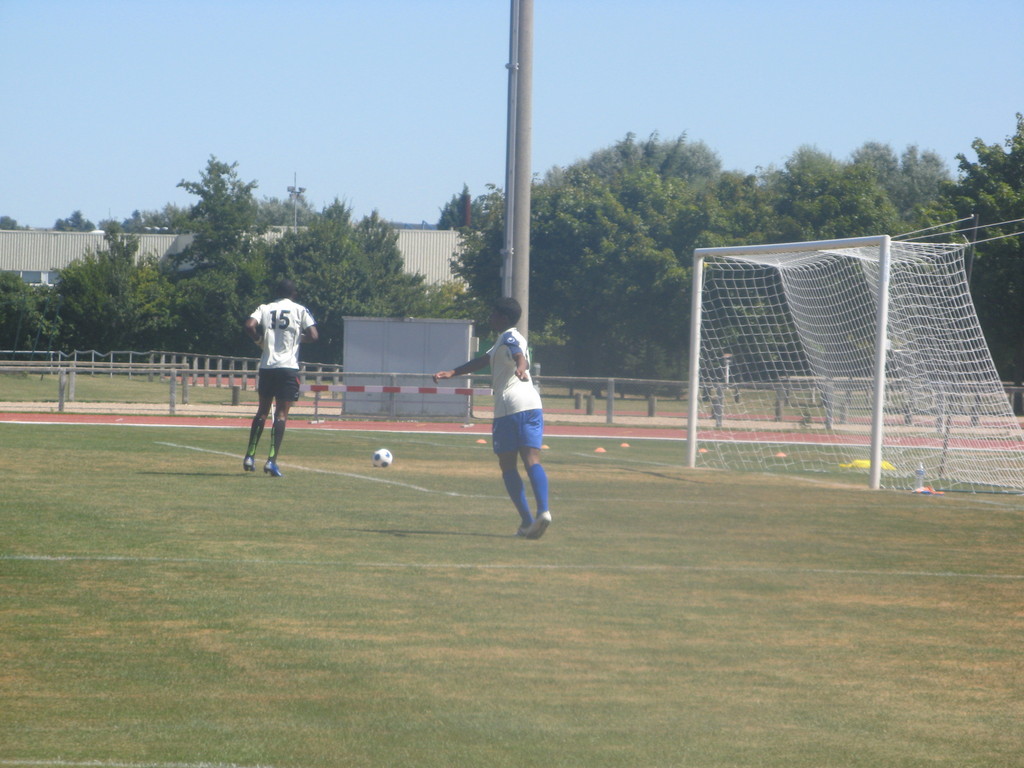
[687,235,1024,492]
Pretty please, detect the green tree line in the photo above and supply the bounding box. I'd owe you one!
[1,158,462,364]
[3,116,1023,382]
[448,117,1024,382]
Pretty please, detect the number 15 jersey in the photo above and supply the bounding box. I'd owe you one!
[250,298,316,369]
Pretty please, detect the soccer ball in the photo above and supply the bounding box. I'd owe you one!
[372,448,393,468]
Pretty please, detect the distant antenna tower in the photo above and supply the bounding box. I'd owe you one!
[287,173,306,233]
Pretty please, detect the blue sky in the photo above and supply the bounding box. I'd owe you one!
[2,0,1022,229]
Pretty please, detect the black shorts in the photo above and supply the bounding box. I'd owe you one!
[257,368,301,402]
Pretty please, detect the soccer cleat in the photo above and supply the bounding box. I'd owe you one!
[242,455,255,472]
[525,510,551,540]
[263,460,282,478]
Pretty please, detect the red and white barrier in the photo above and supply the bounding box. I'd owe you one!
[300,384,491,397]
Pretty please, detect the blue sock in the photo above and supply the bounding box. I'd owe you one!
[527,463,549,513]
[502,470,532,525]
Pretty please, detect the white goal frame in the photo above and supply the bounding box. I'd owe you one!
[687,234,1024,492]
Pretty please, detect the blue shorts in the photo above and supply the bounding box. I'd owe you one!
[492,409,544,454]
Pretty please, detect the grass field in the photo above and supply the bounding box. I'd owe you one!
[0,371,243,406]
[2,420,1022,768]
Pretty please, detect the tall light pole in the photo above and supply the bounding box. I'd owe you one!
[287,173,306,233]
[502,0,533,338]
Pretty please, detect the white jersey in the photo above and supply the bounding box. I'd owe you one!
[487,327,542,418]
[249,297,316,369]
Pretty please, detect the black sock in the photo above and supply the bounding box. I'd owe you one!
[246,416,265,456]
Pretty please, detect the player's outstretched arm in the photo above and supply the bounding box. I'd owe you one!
[433,355,489,383]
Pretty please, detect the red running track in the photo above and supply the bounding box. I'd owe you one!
[0,411,687,441]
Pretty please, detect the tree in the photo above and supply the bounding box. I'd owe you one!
[0,273,56,353]
[161,158,269,354]
[851,141,950,219]
[437,185,480,229]
[53,210,96,232]
[763,145,901,240]
[942,114,1024,383]
[56,227,174,351]
[534,168,693,377]
[695,170,778,248]
[168,263,265,355]
[445,185,506,315]
[116,205,189,233]
[417,280,473,320]
[850,141,900,181]
[256,194,318,230]
[262,202,432,363]
[454,167,693,378]
[171,156,264,270]
[566,132,722,187]
[450,135,936,379]
[892,146,950,218]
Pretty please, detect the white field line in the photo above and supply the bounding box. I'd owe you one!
[154,441,494,498]
[3,552,1021,581]
[160,439,692,508]
[0,420,244,430]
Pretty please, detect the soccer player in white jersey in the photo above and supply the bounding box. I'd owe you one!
[433,297,551,539]
[242,279,318,477]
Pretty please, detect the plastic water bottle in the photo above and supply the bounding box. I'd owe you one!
[915,462,925,491]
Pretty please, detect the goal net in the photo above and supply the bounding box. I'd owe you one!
[687,235,1024,492]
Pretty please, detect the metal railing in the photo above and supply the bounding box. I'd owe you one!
[0,349,343,389]
[6,350,1024,422]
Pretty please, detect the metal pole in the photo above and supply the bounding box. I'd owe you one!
[502,0,533,339]
[868,236,892,490]
[965,212,980,284]
[512,0,533,339]
[500,0,520,300]
[287,173,305,234]
[686,253,705,468]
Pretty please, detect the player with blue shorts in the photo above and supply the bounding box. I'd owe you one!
[434,297,551,539]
